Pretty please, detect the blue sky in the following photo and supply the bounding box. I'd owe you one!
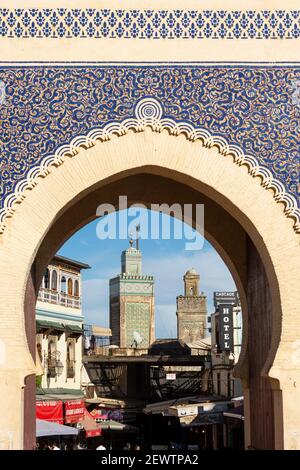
[58,209,236,339]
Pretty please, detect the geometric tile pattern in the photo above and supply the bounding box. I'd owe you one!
[125,302,150,348]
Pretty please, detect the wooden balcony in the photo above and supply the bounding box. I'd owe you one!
[38,288,81,309]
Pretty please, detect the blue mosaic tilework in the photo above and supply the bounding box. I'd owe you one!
[0,66,299,212]
[0,9,299,39]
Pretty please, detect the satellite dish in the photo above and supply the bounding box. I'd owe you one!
[131,331,143,348]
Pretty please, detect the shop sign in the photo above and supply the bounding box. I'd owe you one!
[36,400,63,424]
[219,304,233,351]
[166,373,176,380]
[65,400,85,424]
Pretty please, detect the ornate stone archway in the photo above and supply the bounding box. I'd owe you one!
[0,122,299,449]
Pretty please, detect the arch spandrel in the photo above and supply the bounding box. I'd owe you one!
[0,103,299,452]
[0,96,299,235]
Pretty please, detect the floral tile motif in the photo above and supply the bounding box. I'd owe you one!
[0,9,299,39]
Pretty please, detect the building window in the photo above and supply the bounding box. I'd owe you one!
[47,340,57,378]
[68,278,73,296]
[67,340,76,379]
[44,269,50,289]
[51,270,57,291]
[74,280,79,297]
[227,373,231,397]
[37,342,42,362]
[61,276,66,293]
[48,339,56,357]
[217,373,221,395]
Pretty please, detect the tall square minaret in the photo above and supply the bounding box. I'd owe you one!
[109,238,155,349]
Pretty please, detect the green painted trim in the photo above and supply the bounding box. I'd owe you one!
[111,278,154,283]
[36,309,84,323]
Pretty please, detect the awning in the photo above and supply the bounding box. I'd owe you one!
[98,420,138,433]
[81,410,102,438]
[223,405,244,421]
[36,387,84,398]
[36,419,79,437]
[65,324,83,335]
[181,412,225,426]
[36,320,65,332]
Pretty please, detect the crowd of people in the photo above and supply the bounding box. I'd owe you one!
[95,441,140,450]
[34,438,142,451]
[34,441,72,450]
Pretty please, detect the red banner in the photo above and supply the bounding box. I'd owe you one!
[65,400,85,424]
[86,429,101,438]
[82,409,102,438]
[36,401,63,424]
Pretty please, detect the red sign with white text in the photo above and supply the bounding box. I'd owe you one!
[36,401,63,424]
[65,400,85,424]
[86,428,101,438]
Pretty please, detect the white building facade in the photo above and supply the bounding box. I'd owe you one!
[36,255,90,391]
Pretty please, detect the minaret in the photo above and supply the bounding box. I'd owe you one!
[109,230,155,349]
[176,269,207,343]
[121,232,142,275]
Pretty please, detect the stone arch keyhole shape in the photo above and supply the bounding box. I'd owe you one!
[0,121,299,450]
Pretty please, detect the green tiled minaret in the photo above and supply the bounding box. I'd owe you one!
[109,234,155,349]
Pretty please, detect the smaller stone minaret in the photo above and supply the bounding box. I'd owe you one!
[176,269,207,343]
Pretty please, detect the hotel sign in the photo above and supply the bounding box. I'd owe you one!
[219,304,233,351]
[166,373,176,381]
[214,291,238,308]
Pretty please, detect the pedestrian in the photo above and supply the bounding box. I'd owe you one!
[96,440,106,450]
[123,442,131,450]
[46,441,53,450]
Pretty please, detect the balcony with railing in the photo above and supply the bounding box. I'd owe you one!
[38,288,81,309]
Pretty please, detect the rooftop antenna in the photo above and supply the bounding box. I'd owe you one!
[136,224,140,250]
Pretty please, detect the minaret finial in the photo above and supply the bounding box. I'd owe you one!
[129,231,134,247]
[136,224,140,250]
